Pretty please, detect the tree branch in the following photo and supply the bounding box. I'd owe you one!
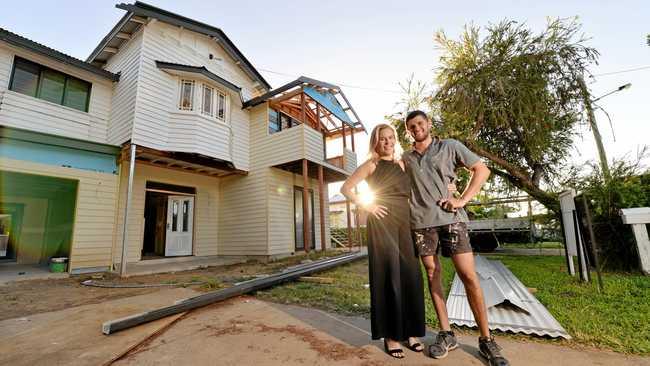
[463,140,560,213]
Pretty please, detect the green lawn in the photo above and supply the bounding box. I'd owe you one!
[256,254,650,355]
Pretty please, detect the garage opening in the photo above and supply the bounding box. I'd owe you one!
[0,171,77,265]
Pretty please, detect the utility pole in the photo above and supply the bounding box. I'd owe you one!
[577,76,611,182]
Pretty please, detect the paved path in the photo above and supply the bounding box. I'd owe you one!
[1,290,648,366]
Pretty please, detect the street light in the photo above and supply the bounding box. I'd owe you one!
[592,83,632,103]
[577,78,632,182]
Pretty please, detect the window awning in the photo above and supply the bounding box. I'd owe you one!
[155,61,243,102]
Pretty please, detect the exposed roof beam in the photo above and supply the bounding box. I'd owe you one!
[116,32,131,40]
[129,16,147,24]
[104,47,118,54]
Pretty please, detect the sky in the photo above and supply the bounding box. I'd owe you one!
[2,0,648,198]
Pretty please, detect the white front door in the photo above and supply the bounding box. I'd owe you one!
[165,196,194,256]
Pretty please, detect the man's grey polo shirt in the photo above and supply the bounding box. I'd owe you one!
[403,138,481,229]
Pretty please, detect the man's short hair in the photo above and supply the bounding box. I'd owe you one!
[405,110,429,124]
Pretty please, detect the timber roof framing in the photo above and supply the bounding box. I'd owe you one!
[243,76,366,134]
[88,1,271,91]
[0,27,119,81]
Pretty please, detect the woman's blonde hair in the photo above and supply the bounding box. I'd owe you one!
[368,123,402,161]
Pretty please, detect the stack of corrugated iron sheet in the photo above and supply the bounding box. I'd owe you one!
[447,256,571,339]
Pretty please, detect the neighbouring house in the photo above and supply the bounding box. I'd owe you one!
[329,194,367,229]
[0,1,364,274]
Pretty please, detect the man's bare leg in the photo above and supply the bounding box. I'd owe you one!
[451,252,490,337]
[421,255,451,330]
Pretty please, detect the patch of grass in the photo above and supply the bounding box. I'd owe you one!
[256,255,650,355]
[201,277,223,291]
[491,255,650,355]
[256,259,371,316]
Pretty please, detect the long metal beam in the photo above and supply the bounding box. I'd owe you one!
[102,251,366,334]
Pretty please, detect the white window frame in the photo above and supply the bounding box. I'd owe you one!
[179,79,195,111]
[216,89,227,122]
[201,84,214,117]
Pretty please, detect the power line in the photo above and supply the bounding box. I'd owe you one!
[258,68,402,94]
[260,63,650,93]
[591,65,650,77]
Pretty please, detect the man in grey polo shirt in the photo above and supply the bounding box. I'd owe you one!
[402,110,509,366]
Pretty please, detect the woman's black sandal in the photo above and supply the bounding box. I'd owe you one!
[384,339,405,359]
[405,340,423,352]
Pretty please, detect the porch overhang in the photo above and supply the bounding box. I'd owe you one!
[273,159,349,183]
[120,144,247,177]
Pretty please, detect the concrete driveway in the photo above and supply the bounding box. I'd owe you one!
[1,289,649,366]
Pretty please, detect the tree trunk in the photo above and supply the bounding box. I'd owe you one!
[462,140,561,214]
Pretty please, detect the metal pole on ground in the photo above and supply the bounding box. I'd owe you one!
[581,196,604,292]
[572,210,589,282]
[120,143,136,277]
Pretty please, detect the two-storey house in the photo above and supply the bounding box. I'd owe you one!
[0,1,364,274]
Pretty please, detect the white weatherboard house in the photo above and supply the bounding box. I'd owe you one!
[0,2,364,274]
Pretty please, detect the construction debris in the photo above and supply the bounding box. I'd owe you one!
[102,251,366,335]
[82,280,205,288]
[447,255,571,339]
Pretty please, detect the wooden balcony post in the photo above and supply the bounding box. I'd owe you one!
[317,104,326,160]
[318,165,326,251]
[302,159,311,253]
[346,199,352,251]
[351,127,355,152]
[354,187,361,248]
[342,123,347,149]
[300,91,307,125]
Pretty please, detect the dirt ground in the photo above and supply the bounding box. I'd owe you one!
[3,290,648,366]
[2,253,650,365]
[0,251,338,321]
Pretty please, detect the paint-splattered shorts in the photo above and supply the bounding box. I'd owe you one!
[412,222,472,257]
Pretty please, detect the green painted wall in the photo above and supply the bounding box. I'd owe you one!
[0,171,77,263]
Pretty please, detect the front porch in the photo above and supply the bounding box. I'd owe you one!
[112,255,246,277]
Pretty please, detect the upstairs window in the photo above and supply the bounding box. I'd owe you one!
[268,108,298,134]
[179,79,195,110]
[216,91,226,121]
[202,84,214,117]
[179,78,228,123]
[269,108,280,133]
[9,57,91,112]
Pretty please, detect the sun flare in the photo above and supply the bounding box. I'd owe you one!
[357,181,375,206]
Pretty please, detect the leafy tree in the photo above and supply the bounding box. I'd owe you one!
[428,18,599,214]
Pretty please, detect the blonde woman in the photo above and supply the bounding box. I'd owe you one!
[341,124,425,359]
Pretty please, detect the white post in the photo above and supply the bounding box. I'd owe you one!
[559,190,578,275]
[120,143,136,277]
[621,208,650,275]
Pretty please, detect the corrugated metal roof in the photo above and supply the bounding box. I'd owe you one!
[0,28,119,81]
[447,256,571,339]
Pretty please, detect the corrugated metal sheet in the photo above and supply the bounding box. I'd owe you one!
[447,256,571,339]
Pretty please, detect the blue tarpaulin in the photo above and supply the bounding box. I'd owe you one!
[303,86,354,126]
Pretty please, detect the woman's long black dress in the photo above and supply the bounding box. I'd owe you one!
[366,159,425,341]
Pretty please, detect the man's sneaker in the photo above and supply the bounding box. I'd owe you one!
[428,330,458,359]
[478,336,510,366]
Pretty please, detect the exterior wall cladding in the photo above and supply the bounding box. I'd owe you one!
[0,3,360,273]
